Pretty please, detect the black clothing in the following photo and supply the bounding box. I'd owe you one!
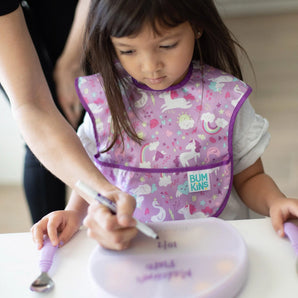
[0,0,18,15]
[24,146,66,223]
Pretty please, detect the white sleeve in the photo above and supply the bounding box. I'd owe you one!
[233,99,270,175]
[77,113,97,161]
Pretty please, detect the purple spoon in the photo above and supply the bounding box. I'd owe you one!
[30,237,58,292]
[284,221,298,274]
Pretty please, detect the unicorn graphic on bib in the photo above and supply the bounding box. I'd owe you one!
[134,90,148,108]
[151,200,166,222]
[179,139,201,167]
[231,85,245,107]
[131,184,151,208]
[178,204,207,219]
[208,75,234,92]
[160,91,192,112]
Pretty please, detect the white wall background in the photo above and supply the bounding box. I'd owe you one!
[216,0,298,16]
[0,90,25,185]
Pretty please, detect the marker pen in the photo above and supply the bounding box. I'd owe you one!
[76,180,159,240]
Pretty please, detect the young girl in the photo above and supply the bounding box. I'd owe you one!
[32,0,298,251]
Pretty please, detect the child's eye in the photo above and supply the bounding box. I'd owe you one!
[160,42,178,49]
[119,50,135,55]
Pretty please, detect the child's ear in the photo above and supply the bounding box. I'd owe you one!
[191,25,203,39]
[196,28,203,39]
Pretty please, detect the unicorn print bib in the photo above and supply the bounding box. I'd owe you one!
[76,62,252,223]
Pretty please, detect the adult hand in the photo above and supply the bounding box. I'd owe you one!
[83,190,138,250]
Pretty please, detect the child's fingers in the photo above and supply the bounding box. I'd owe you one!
[46,215,63,247]
[31,219,49,249]
[270,205,287,237]
[56,211,82,247]
[57,225,76,247]
[270,199,298,237]
[271,215,284,237]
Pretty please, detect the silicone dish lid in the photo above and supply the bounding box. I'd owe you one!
[89,217,248,298]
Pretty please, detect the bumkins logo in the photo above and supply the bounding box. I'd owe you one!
[187,170,211,192]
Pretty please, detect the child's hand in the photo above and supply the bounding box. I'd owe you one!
[269,198,298,237]
[83,190,138,250]
[31,210,82,249]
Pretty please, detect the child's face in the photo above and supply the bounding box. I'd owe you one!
[111,22,196,90]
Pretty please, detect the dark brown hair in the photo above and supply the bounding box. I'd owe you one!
[83,0,248,151]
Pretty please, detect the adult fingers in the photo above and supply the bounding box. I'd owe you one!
[84,202,138,250]
[86,221,138,251]
[84,202,121,231]
[91,227,138,251]
[116,193,137,227]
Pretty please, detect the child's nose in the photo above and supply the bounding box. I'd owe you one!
[141,54,162,73]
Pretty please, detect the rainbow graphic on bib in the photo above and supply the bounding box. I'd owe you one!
[202,120,222,135]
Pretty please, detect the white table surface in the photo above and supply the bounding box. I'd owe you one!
[0,217,297,298]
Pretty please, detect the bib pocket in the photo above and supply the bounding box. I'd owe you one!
[94,159,233,223]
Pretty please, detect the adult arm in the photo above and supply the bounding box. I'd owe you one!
[0,6,110,194]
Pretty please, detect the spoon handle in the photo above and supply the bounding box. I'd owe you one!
[284,222,298,255]
[40,237,58,273]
